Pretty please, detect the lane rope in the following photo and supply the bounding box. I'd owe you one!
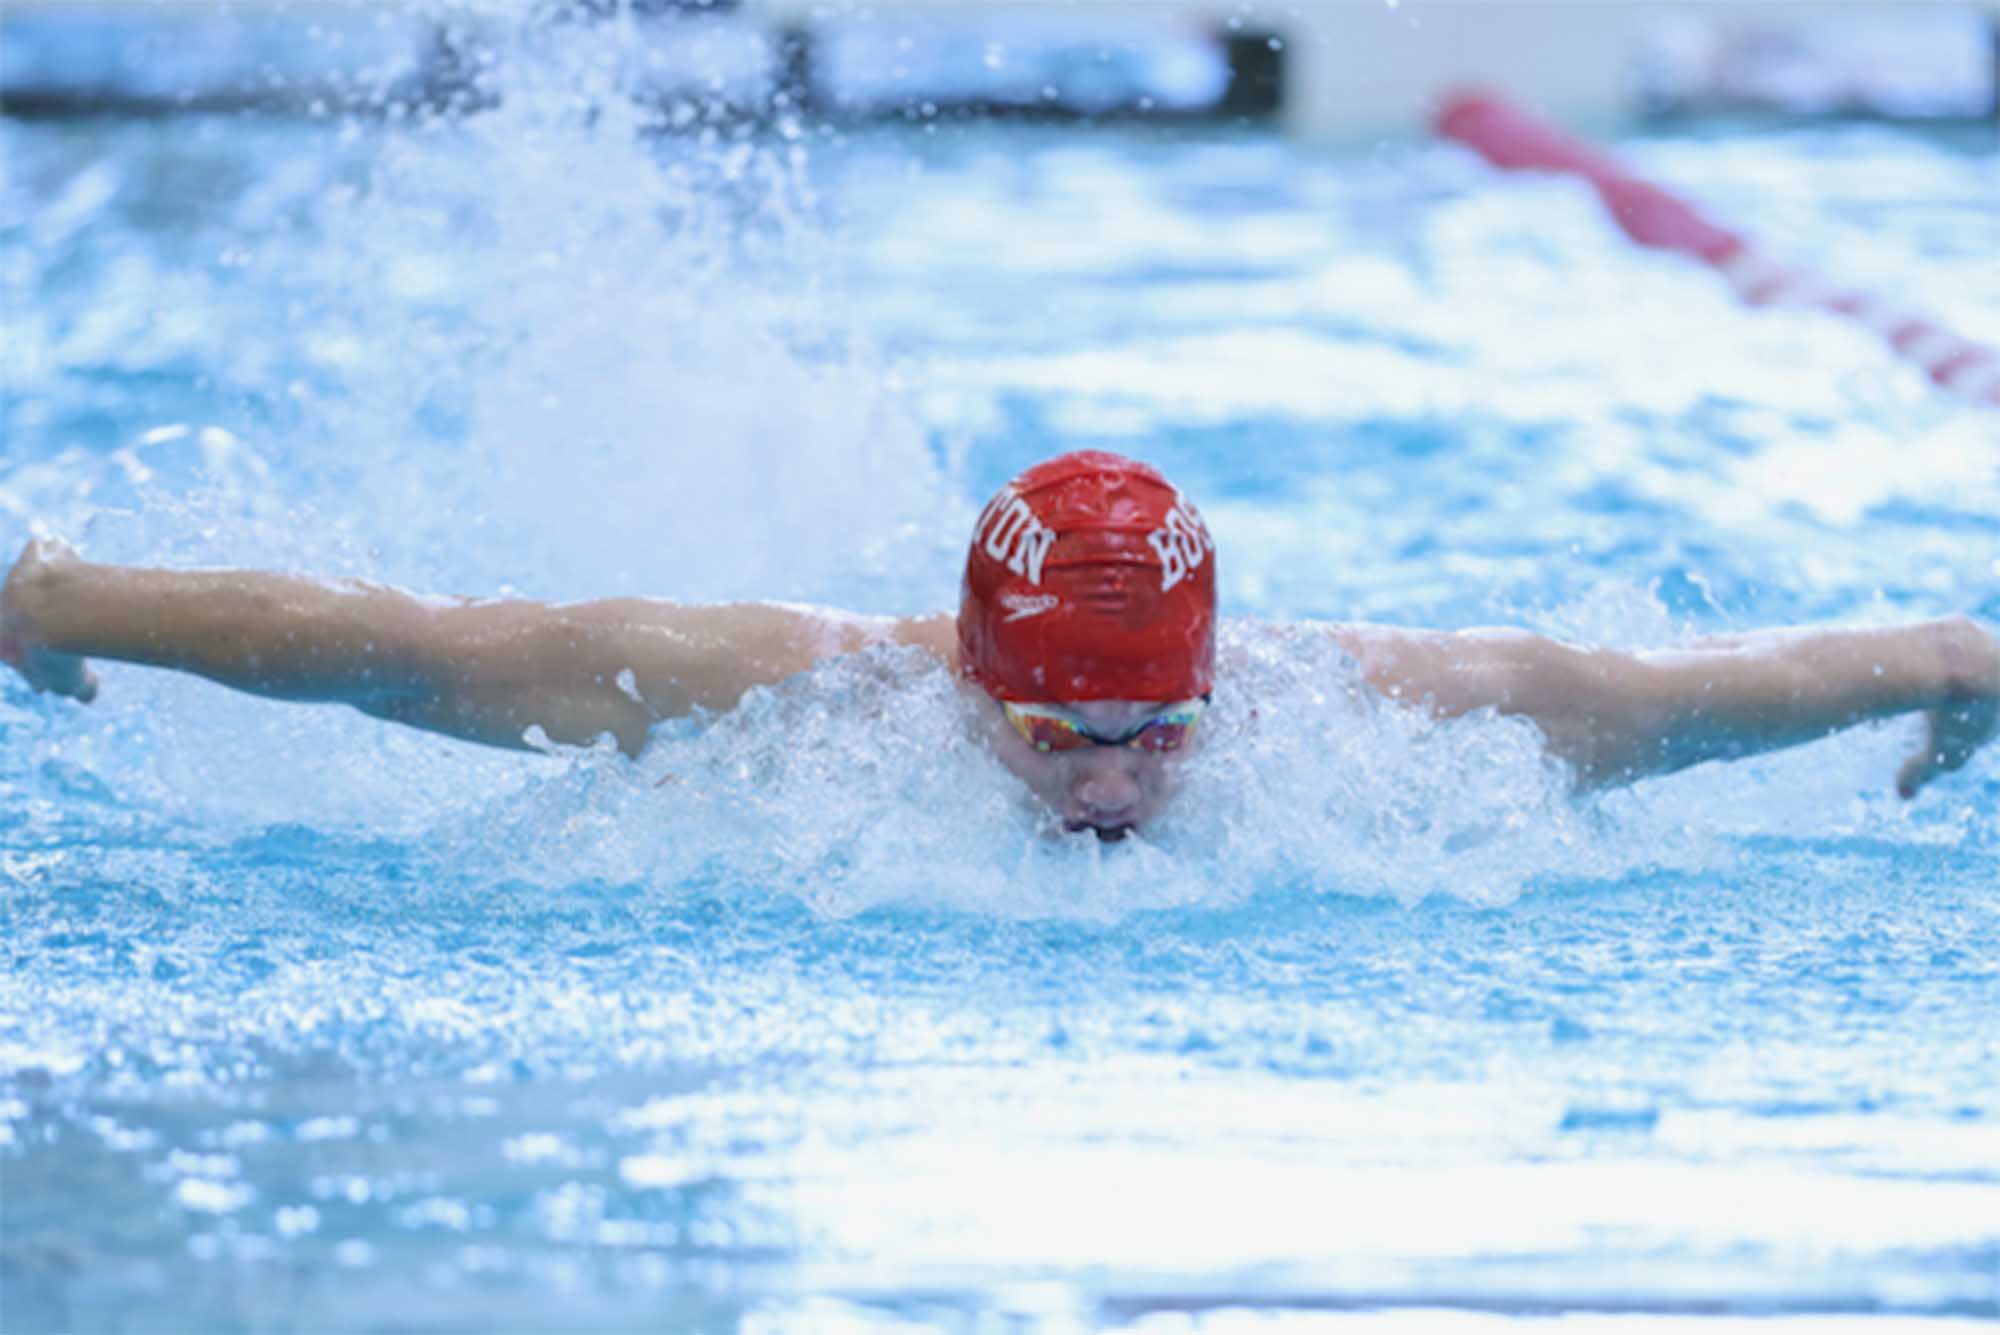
[1434,87,2000,410]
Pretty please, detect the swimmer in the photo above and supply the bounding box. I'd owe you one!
[4,451,1996,841]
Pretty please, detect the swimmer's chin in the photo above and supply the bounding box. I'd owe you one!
[1064,820,1134,844]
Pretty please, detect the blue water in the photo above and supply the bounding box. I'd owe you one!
[4,34,2000,1333]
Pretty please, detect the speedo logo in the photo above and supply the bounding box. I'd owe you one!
[999,592,1059,623]
[976,489,1056,586]
[1147,498,1213,592]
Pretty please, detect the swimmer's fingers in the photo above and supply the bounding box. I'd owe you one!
[0,629,99,704]
[35,650,100,704]
[1895,697,1997,799]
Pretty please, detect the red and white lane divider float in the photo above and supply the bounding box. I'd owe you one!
[1434,87,2000,411]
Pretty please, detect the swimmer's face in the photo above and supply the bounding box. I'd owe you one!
[984,698,1196,842]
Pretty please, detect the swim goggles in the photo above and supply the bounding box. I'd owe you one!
[999,696,1209,754]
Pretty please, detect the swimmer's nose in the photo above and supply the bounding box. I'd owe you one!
[1070,754,1142,824]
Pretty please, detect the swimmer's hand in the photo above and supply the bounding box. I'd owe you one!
[1,537,100,703]
[1895,619,1999,799]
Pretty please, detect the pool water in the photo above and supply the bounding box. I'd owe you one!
[3,28,1999,1332]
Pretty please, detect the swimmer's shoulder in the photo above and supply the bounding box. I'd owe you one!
[1231,617,1476,703]
[1228,616,1443,660]
[1315,620,1569,713]
[888,611,958,670]
[592,601,959,688]
[749,603,957,673]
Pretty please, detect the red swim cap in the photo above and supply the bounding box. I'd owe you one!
[958,451,1216,703]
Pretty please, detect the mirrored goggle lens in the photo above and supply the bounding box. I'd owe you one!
[1127,714,1197,753]
[1004,702,1204,754]
[1009,711,1096,753]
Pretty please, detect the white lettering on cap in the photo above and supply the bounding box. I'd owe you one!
[977,489,1056,586]
[1147,498,1213,592]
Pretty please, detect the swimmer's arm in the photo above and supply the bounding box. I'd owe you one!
[2,539,955,757]
[1333,618,2000,796]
